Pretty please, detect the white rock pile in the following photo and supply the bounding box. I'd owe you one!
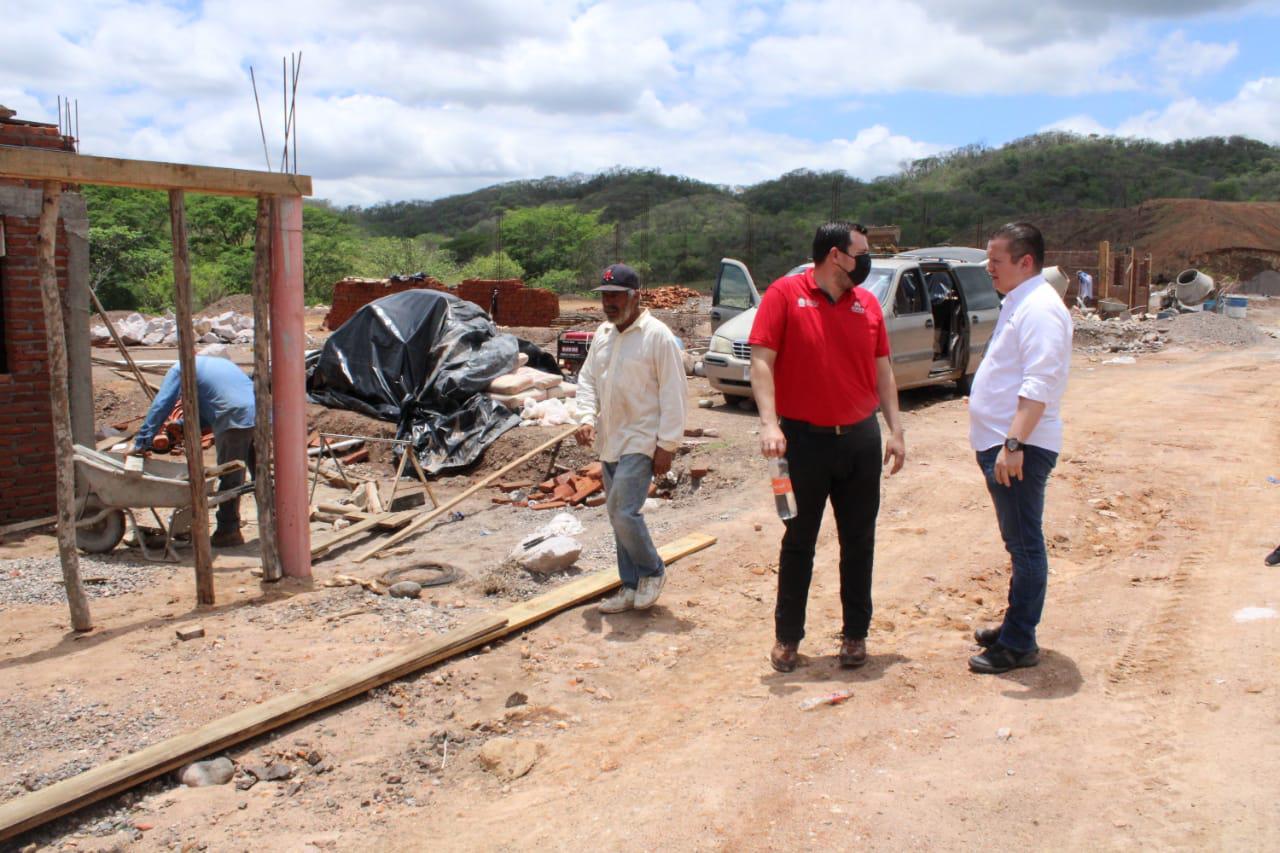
[91,311,256,348]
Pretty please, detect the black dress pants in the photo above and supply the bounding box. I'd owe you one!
[775,414,882,644]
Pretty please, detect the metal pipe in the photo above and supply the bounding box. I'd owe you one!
[270,196,310,578]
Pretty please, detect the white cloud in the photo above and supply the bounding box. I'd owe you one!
[1044,77,1280,144]
[0,0,1273,205]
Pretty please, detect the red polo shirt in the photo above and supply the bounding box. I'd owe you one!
[748,268,890,426]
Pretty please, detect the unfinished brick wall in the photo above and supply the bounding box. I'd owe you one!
[324,276,451,330]
[0,115,78,524]
[456,279,560,327]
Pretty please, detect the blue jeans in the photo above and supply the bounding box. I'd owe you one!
[602,454,665,589]
[976,444,1058,653]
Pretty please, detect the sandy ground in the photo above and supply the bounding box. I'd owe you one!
[4,310,1280,851]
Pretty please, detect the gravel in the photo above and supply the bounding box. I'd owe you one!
[0,552,175,609]
[1163,311,1276,349]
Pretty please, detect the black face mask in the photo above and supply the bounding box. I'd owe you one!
[845,252,872,286]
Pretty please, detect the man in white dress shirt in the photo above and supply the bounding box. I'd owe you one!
[967,223,1073,674]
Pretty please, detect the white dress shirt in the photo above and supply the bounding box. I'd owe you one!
[969,274,1073,452]
[576,309,688,463]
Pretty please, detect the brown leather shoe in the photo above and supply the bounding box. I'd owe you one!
[839,637,867,668]
[770,641,799,673]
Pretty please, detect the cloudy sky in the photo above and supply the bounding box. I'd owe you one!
[3,0,1277,205]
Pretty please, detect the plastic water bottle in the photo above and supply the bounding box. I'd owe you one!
[769,456,797,520]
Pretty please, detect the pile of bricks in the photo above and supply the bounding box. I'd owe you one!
[456,279,560,327]
[491,461,606,510]
[641,286,702,310]
[323,276,452,330]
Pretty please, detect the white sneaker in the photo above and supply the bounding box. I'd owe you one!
[633,574,666,610]
[598,587,635,613]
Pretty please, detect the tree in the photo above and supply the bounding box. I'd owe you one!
[501,205,611,280]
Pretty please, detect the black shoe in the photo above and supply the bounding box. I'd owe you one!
[1266,546,1280,567]
[969,643,1040,674]
[973,626,1001,648]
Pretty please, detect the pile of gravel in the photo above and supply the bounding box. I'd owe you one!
[1163,311,1276,349]
[0,553,174,609]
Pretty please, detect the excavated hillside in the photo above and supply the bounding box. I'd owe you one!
[1032,198,1280,283]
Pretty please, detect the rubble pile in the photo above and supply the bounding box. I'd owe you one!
[1163,310,1276,349]
[90,311,255,348]
[491,462,606,510]
[641,286,702,309]
[1072,311,1167,354]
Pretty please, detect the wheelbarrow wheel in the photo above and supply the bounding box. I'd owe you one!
[76,494,126,554]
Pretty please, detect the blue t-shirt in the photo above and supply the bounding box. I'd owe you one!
[134,356,255,450]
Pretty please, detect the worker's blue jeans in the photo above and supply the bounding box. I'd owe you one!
[976,445,1058,653]
[601,454,664,589]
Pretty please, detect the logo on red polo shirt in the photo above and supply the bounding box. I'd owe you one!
[796,297,818,309]
[851,301,865,314]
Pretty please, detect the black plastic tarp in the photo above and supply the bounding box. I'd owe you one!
[306,289,559,473]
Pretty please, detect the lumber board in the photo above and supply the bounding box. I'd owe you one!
[0,515,56,537]
[0,615,506,842]
[354,426,577,563]
[0,146,312,198]
[0,529,715,842]
[310,509,417,558]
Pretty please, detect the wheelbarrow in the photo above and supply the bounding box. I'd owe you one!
[72,444,252,561]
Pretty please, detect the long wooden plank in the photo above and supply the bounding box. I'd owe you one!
[0,530,716,842]
[37,182,93,633]
[0,147,312,198]
[354,425,578,563]
[0,615,506,842]
[310,509,418,558]
[170,190,215,606]
[88,288,154,401]
[0,516,56,537]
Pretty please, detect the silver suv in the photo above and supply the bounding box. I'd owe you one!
[703,248,1001,399]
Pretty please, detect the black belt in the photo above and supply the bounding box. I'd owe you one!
[780,416,868,435]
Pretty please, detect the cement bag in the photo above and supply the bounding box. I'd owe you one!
[510,534,582,574]
[538,511,584,537]
[489,371,536,395]
[489,387,546,410]
[512,366,562,390]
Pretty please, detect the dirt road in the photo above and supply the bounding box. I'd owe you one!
[3,340,1278,850]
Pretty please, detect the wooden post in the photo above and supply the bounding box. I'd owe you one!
[251,197,280,582]
[1097,240,1111,301]
[168,190,215,606]
[37,181,92,632]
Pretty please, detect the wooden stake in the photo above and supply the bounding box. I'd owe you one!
[353,426,577,563]
[88,288,154,401]
[36,181,92,632]
[251,197,280,582]
[168,190,215,606]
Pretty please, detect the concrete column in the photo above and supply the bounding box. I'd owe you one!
[269,196,311,578]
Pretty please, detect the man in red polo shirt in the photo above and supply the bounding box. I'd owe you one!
[749,221,906,673]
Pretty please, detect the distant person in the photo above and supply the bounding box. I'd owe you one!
[1076,270,1094,307]
[575,264,687,613]
[749,222,906,673]
[967,222,1072,674]
[129,356,255,547]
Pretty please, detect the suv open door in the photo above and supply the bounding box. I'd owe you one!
[711,259,760,332]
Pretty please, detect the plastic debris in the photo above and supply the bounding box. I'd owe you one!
[798,689,855,711]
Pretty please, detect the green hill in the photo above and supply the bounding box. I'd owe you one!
[86,133,1280,309]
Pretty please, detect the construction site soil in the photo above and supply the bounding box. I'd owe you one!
[4,299,1280,850]
[1031,198,1280,280]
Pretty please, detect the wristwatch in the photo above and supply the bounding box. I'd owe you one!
[1003,436,1024,452]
